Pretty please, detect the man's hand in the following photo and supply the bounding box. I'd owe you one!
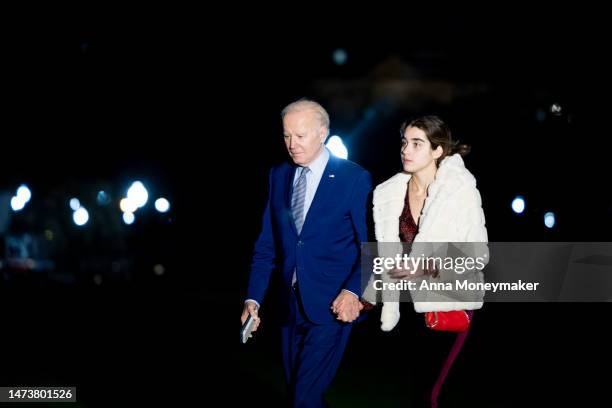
[331,290,362,323]
[240,301,261,337]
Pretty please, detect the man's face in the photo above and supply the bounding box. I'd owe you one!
[283,109,326,166]
[400,126,442,173]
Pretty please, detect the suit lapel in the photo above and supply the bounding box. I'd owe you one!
[300,155,338,236]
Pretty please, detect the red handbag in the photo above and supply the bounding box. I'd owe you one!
[425,310,471,332]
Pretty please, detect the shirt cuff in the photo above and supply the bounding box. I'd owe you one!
[244,299,260,309]
[341,289,359,300]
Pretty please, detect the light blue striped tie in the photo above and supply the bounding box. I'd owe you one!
[291,166,310,235]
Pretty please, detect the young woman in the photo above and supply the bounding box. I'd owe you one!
[368,115,488,328]
[364,115,488,406]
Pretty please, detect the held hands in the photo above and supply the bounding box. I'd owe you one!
[331,290,363,323]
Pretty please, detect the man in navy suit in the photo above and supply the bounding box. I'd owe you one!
[241,98,372,407]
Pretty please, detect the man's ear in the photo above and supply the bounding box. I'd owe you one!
[320,127,328,144]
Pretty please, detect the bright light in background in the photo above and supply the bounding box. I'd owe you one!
[120,198,138,213]
[332,48,348,65]
[155,198,170,213]
[127,181,148,208]
[10,196,26,212]
[550,103,562,116]
[544,212,556,228]
[97,191,111,206]
[326,135,348,159]
[511,196,525,214]
[16,185,31,204]
[153,264,165,276]
[70,198,81,211]
[10,184,32,212]
[73,207,89,226]
[123,212,135,225]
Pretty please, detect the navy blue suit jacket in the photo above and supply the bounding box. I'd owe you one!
[247,153,372,324]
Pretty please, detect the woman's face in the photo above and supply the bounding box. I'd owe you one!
[400,126,442,173]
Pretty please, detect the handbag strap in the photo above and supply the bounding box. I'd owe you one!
[430,310,475,408]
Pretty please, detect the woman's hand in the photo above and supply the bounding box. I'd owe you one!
[387,265,422,280]
[387,264,438,280]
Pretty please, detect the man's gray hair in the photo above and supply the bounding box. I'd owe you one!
[281,98,330,134]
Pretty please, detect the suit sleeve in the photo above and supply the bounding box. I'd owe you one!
[344,169,373,296]
[245,168,277,305]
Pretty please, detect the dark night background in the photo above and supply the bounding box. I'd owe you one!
[0,8,611,407]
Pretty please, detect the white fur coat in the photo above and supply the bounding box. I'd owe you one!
[369,154,488,324]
